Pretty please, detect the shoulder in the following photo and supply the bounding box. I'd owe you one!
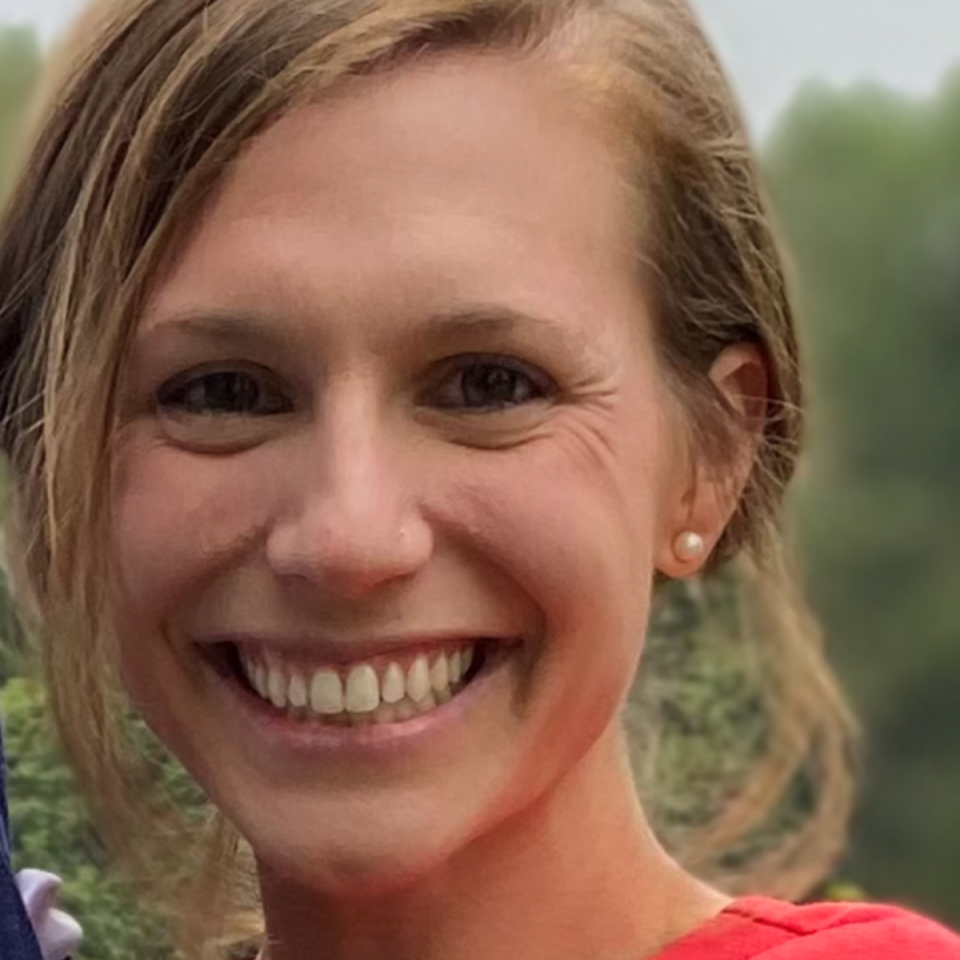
[721,897,960,958]
[660,897,960,959]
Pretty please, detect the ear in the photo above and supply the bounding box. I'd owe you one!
[656,343,768,579]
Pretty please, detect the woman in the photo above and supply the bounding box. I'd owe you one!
[0,0,957,958]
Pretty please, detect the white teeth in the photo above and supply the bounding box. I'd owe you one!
[430,654,449,692]
[267,665,287,709]
[381,662,406,705]
[242,641,485,722]
[393,699,416,722]
[406,656,431,702]
[345,664,380,713]
[287,672,308,709]
[246,660,265,698]
[310,670,344,715]
[449,650,462,684]
[414,689,437,715]
[377,703,397,725]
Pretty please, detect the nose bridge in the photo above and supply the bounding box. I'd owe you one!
[267,383,431,592]
[327,397,407,536]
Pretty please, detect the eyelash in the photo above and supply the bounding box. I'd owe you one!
[154,365,293,419]
[154,356,556,421]
[423,355,556,411]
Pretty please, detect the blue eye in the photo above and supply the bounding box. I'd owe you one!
[156,368,292,418]
[430,357,554,411]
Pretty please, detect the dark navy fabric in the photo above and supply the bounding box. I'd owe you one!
[0,717,43,960]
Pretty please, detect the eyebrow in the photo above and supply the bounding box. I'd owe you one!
[135,302,592,355]
[135,311,278,349]
[402,304,591,354]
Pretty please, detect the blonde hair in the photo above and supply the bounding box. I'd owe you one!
[0,0,855,954]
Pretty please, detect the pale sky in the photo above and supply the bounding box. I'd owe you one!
[1,0,958,137]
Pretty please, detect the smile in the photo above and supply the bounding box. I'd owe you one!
[225,638,507,727]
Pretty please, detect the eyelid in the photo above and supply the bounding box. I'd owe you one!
[431,353,558,392]
[155,361,284,400]
[153,362,296,421]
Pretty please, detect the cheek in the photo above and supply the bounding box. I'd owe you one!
[435,407,665,732]
[110,436,271,632]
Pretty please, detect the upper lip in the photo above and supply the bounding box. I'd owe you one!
[195,631,520,665]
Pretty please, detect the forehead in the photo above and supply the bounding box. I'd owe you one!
[144,49,644,347]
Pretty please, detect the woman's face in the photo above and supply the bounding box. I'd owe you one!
[111,51,700,892]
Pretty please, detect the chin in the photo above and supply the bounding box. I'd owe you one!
[241,793,480,899]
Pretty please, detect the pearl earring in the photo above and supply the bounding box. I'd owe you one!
[674,531,706,563]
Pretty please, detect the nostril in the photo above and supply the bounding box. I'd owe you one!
[266,511,434,598]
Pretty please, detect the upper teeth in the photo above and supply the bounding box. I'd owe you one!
[240,644,476,720]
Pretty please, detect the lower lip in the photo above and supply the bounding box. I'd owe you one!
[210,653,505,762]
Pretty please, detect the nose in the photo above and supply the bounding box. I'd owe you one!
[265,399,433,600]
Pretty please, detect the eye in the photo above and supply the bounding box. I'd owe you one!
[155,367,293,419]
[427,356,555,412]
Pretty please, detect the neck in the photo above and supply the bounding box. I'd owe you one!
[258,727,728,960]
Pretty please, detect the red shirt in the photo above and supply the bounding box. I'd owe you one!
[657,897,960,959]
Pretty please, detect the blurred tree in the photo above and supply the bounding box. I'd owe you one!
[0,23,36,681]
[766,69,960,925]
[0,463,30,682]
[1,678,174,960]
[0,26,41,198]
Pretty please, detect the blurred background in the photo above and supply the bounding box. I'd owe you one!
[0,1,958,957]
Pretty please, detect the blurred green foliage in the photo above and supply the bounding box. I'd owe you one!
[766,70,960,925]
[0,678,173,960]
[0,27,40,197]
[0,21,959,957]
